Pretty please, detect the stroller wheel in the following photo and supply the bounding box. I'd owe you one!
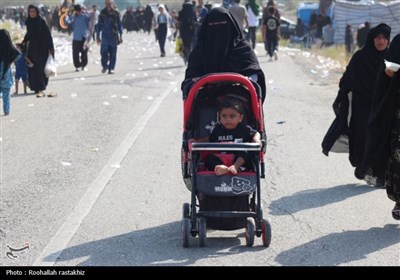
[197,217,207,247]
[261,218,272,247]
[182,203,190,218]
[181,218,191,248]
[245,218,255,247]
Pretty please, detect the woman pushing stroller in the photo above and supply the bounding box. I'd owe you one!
[182,7,266,102]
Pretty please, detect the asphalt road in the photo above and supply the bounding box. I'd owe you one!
[1,31,399,268]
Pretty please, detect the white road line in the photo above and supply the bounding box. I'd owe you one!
[33,80,179,266]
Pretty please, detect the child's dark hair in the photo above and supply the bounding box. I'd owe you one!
[219,98,243,114]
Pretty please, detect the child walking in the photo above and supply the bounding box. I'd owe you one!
[14,43,30,94]
[0,29,20,116]
[190,98,261,176]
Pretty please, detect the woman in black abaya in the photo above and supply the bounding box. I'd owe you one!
[182,7,266,102]
[22,5,55,98]
[321,24,391,186]
[363,34,400,220]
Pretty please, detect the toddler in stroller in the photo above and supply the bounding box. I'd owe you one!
[181,72,271,247]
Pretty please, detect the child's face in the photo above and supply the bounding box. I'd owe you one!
[219,107,243,130]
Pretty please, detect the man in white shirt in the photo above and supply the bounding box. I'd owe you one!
[228,0,248,34]
[245,0,260,49]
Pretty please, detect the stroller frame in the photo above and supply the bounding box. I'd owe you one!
[181,73,272,247]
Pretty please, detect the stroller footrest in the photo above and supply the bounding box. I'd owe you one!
[198,210,256,218]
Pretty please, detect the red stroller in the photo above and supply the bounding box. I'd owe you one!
[181,73,271,247]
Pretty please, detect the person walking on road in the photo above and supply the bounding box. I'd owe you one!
[262,5,280,61]
[155,4,170,57]
[96,0,123,74]
[322,23,391,187]
[245,0,260,49]
[228,0,248,35]
[0,29,20,116]
[363,33,400,220]
[178,0,196,65]
[22,4,55,98]
[71,4,90,72]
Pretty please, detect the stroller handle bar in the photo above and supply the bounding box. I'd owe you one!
[191,142,261,151]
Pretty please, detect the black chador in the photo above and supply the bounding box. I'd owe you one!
[321,23,391,184]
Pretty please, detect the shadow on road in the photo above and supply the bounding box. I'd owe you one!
[270,184,379,215]
[275,224,400,266]
[44,221,266,266]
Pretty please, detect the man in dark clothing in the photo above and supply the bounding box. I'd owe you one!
[262,6,280,61]
[356,21,371,49]
[96,0,123,74]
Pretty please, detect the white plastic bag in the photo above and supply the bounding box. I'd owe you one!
[44,55,57,77]
[384,60,400,72]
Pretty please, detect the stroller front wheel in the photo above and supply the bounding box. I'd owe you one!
[197,217,207,247]
[245,218,255,247]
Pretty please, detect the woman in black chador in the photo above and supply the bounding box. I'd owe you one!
[182,7,266,102]
[321,23,391,186]
[22,5,55,98]
[363,34,400,220]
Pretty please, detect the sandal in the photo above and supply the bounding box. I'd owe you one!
[392,202,400,220]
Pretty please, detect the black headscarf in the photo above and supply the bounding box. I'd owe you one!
[23,5,54,56]
[338,23,391,101]
[183,7,266,101]
[0,29,19,78]
[363,33,400,176]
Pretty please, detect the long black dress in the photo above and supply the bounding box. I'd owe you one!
[364,33,400,203]
[23,5,54,93]
[182,7,266,102]
[321,23,391,184]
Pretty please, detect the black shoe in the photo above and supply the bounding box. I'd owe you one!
[354,167,365,180]
[101,68,107,73]
[108,70,114,74]
[392,202,400,220]
[75,68,80,72]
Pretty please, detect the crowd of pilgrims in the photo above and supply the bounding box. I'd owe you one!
[1,0,399,220]
[1,3,172,34]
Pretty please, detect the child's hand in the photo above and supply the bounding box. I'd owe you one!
[227,165,238,175]
[252,132,261,144]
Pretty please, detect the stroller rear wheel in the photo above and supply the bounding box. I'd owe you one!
[261,218,272,247]
[181,218,191,248]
